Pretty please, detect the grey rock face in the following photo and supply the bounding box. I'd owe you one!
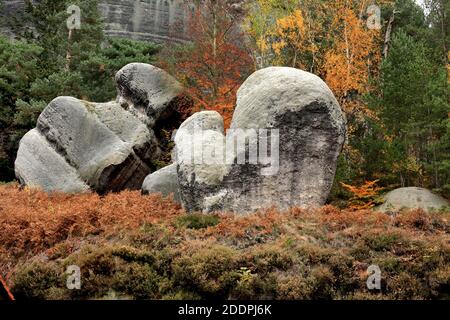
[15,129,89,193]
[174,67,346,213]
[377,187,449,212]
[116,63,184,126]
[16,97,157,193]
[37,97,158,193]
[227,67,346,211]
[142,163,180,202]
[99,0,188,43]
[175,111,228,211]
[1,1,249,43]
[0,1,23,38]
[0,0,188,43]
[15,63,185,194]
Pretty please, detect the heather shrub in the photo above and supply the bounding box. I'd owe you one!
[176,214,220,230]
[113,263,160,299]
[11,262,60,300]
[0,185,448,300]
[171,244,239,298]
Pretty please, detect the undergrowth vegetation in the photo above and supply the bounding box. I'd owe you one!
[0,183,448,300]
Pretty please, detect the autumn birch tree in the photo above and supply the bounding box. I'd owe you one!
[322,0,382,118]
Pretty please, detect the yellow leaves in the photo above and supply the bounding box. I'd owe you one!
[270,9,315,67]
[276,9,306,35]
[405,155,423,175]
[272,9,307,54]
[245,0,327,71]
[244,0,283,64]
[272,40,286,55]
[390,155,424,185]
[247,0,384,124]
[257,37,270,53]
[322,1,381,117]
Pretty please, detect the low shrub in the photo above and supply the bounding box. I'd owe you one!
[176,214,220,230]
[0,185,448,300]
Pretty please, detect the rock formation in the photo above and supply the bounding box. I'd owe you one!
[15,63,186,194]
[116,63,184,126]
[99,0,188,43]
[16,63,346,212]
[142,163,180,202]
[377,187,449,212]
[0,0,189,43]
[175,111,229,212]
[153,67,346,213]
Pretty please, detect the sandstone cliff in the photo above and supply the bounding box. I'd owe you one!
[0,0,188,43]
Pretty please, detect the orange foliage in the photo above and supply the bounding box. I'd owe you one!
[323,0,381,119]
[0,184,182,260]
[319,206,390,231]
[205,208,283,238]
[393,208,433,230]
[341,180,384,210]
[161,1,252,128]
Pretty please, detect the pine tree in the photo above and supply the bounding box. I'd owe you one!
[0,37,42,181]
[378,30,449,190]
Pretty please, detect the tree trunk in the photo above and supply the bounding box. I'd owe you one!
[212,7,218,104]
[65,28,73,71]
[344,21,351,77]
[383,10,397,59]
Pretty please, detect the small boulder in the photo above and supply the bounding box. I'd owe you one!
[175,111,228,212]
[142,163,181,203]
[378,187,449,212]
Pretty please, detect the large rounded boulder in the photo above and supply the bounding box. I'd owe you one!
[172,67,346,213]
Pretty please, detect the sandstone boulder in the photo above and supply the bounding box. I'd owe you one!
[15,129,89,193]
[175,111,228,212]
[174,67,346,213]
[142,163,181,202]
[115,63,184,126]
[16,97,158,193]
[377,187,449,212]
[15,63,186,194]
